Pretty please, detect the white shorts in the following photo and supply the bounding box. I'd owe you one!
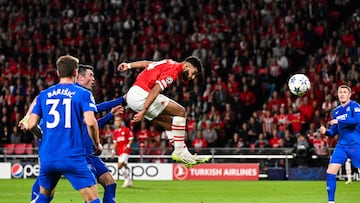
[118,153,129,163]
[126,85,170,120]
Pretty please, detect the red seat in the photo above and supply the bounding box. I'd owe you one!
[25,143,33,155]
[4,144,15,155]
[14,143,26,154]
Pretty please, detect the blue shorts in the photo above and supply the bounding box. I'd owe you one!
[39,157,96,191]
[86,154,110,179]
[330,144,360,168]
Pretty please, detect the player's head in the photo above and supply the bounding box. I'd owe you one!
[77,64,95,90]
[114,116,123,128]
[337,84,352,104]
[182,56,202,81]
[56,55,79,79]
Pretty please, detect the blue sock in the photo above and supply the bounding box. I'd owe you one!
[89,198,101,203]
[327,173,336,202]
[103,183,117,203]
[36,193,50,203]
[31,177,40,201]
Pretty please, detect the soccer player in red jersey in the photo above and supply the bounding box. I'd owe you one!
[117,56,211,166]
[112,116,133,188]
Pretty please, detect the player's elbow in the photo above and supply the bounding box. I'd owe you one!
[27,114,39,130]
[84,111,98,128]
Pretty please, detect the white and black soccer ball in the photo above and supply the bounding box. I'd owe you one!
[288,74,311,96]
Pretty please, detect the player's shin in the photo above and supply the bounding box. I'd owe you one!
[103,183,116,203]
[31,177,40,201]
[345,160,352,184]
[165,130,174,146]
[34,193,50,203]
[172,116,186,151]
[326,173,336,202]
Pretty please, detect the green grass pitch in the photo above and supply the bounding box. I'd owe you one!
[0,179,359,203]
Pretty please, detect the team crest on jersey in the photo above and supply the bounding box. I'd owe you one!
[90,95,95,103]
[166,76,173,84]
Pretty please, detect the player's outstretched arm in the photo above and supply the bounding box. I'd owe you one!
[117,61,152,71]
[96,96,124,112]
[97,105,124,128]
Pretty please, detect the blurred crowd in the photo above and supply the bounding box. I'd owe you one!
[0,0,360,161]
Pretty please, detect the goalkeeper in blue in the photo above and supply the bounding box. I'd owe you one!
[319,84,360,203]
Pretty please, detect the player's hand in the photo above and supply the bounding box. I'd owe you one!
[111,105,124,116]
[93,143,103,156]
[328,119,338,126]
[132,110,145,123]
[117,62,130,72]
[18,115,30,131]
[319,126,326,134]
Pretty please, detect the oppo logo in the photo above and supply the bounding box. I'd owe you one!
[131,165,159,177]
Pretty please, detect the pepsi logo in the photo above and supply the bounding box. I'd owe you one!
[173,164,188,180]
[11,163,23,178]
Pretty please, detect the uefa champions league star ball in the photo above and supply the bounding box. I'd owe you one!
[288,73,311,96]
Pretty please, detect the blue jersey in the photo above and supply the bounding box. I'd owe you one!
[74,82,124,155]
[326,100,360,146]
[32,83,97,161]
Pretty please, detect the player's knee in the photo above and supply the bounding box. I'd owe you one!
[327,164,341,174]
[99,173,115,186]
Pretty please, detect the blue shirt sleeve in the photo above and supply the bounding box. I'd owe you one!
[97,112,113,128]
[326,124,338,137]
[96,96,124,112]
[81,90,98,113]
[31,94,42,116]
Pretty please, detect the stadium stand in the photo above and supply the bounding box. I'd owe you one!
[0,1,360,171]
[25,143,33,155]
[3,143,15,155]
[14,143,26,155]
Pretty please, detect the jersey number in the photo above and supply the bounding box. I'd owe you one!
[46,98,71,128]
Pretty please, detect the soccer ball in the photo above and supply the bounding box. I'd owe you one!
[288,74,311,96]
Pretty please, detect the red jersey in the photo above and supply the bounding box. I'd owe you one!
[134,59,182,92]
[192,137,208,149]
[113,126,133,155]
[313,138,328,156]
[136,129,152,143]
[287,112,304,133]
[269,137,282,148]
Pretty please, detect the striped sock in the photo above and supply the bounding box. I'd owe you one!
[172,116,186,150]
[165,130,174,146]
